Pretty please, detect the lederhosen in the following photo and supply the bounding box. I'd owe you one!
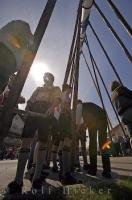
[22,87,58,142]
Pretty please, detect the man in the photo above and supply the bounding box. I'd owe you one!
[59,84,78,184]
[6,72,61,194]
[111,81,132,137]
[82,102,111,178]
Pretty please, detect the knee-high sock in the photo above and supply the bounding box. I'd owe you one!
[75,140,80,166]
[101,150,111,173]
[33,146,47,181]
[58,150,63,173]
[15,148,30,184]
[81,141,87,165]
[62,146,71,175]
[30,163,36,175]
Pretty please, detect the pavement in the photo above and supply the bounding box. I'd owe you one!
[0,156,132,198]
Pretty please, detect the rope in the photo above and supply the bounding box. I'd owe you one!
[85,37,127,137]
[106,0,132,36]
[94,2,132,62]
[82,51,113,133]
[89,22,123,84]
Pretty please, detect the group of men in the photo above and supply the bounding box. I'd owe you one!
[4,71,113,195]
[0,20,132,195]
[5,72,78,194]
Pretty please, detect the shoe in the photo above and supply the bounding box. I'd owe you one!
[87,170,97,176]
[74,166,81,172]
[32,179,43,193]
[61,173,81,185]
[24,169,34,182]
[87,166,97,176]
[41,170,49,181]
[43,164,50,170]
[102,171,111,179]
[52,165,58,173]
[83,163,90,170]
[5,181,23,195]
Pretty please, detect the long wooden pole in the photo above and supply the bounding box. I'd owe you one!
[63,3,80,86]
[71,0,82,167]
[0,0,57,138]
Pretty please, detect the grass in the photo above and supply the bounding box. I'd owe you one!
[2,179,132,200]
[50,178,132,200]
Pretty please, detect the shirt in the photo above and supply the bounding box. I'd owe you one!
[28,85,61,106]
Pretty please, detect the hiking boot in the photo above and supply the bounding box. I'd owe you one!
[41,170,49,181]
[52,165,58,173]
[43,164,50,170]
[87,166,97,176]
[5,181,23,195]
[83,163,90,170]
[102,171,111,179]
[32,179,43,193]
[24,169,34,182]
[74,166,81,172]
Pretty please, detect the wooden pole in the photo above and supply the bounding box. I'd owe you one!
[71,0,82,167]
[0,0,57,138]
[63,3,80,86]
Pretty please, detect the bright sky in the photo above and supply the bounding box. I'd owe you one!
[0,0,131,126]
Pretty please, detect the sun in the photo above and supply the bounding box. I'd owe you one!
[30,61,50,85]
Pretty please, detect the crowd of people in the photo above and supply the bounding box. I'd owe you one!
[111,135,132,157]
[0,145,16,160]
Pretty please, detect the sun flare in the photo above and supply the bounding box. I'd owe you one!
[30,61,50,85]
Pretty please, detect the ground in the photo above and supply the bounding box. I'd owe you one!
[0,156,132,200]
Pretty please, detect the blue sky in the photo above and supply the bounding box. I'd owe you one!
[0,0,131,126]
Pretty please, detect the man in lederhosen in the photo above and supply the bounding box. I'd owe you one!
[6,72,61,194]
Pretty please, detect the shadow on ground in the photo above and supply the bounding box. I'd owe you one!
[2,169,132,200]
